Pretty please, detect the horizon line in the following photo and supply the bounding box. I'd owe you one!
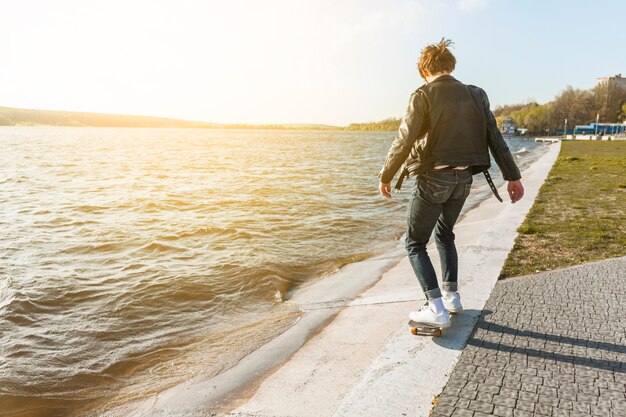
[1,104,401,128]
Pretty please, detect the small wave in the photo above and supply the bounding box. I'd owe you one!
[120,263,148,272]
[2,295,62,316]
[513,147,529,154]
[59,242,125,255]
[159,226,230,241]
[136,242,187,253]
[0,175,28,184]
[74,205,109,214]
[158,226,264,242]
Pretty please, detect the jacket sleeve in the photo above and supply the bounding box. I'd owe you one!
[480,89,521,181]
[377,91,428,183]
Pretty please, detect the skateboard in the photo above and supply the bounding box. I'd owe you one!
[408,319,442,337]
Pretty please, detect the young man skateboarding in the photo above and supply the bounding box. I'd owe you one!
[377,39,524,329]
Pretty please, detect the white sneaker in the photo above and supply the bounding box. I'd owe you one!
[408,303,451,328]
[442,291,463,313]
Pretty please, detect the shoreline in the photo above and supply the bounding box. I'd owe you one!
[123,142,559,417]
[125,243,409,416]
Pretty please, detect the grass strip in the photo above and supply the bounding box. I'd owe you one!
[500,140,626,278]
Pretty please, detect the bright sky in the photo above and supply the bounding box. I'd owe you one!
[2,0,625,125]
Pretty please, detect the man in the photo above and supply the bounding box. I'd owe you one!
[377,39,524,329]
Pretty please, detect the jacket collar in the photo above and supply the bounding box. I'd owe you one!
[429,74,457,84]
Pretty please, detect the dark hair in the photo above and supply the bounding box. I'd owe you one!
[417,38,456,80]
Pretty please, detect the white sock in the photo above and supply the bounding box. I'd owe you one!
[429,297,445,314]
[441,289,458,298]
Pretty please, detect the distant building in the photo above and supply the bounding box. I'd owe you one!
[574,122,626,135]
[596,74,626,122]
[498,117,518,135]
[596,74,626,89]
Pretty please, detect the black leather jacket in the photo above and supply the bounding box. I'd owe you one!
[378,75,521,189]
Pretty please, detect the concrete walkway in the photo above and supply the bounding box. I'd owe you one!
[432,256,626,417]
[129,141,562,417]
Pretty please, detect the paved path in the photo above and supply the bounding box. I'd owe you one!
[432,256,626,417]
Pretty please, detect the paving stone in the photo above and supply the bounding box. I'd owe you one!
[577,385,598,397]
[433,404,456,417]
[475,392,494,403]
[537,370,553,380]
[499,388,519,399]
[606,382,625,392]
[600,389,624,400]
[589,404,612,416]
[575,394,597,406]
[470,374,487,383]
[614,373,626,384]
[485,376,505,387]
[545,382,560,390]
[448,378,468,388]
[445,385,464,396]
[552,408,570,417]
[518,391,539,403]
[574,376,596,386]
[469,400,494,414]
[516,400,535,413]
[521,383,538,393]
[537,386,557,397]
[494,405,514,417]
[610,398,626,411]
[557,399,573,410]
[538,395,559,407]
[533,403,553,416]
[490,370,506,379]
[503,380,522,390]
[519,368,538,377]
[480,385,501,395]
[451,409,475,417]
[493,395,517,408]
[460,388,478,400]
[569,411,592,417]
[456,398,471,409]
[557,390,577,401]
[437,396,459,407]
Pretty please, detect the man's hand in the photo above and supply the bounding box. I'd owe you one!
[507,180,524,204]
[379,182,392,199]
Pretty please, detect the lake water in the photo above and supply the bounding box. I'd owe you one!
[0,127,547,416]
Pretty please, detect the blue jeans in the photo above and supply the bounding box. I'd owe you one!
[405,169,473,300]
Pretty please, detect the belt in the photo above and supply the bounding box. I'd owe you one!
[483,170,503,202]
[393,167,504,203]
[431,166,470,173]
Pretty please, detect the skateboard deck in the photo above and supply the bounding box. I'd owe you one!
[408,319,442,337]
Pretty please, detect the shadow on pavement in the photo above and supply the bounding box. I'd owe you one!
[461,309,626,373]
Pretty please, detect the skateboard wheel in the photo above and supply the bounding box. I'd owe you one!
[409,326,442,337]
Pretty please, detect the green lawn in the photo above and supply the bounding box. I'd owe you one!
[499,140,626,278]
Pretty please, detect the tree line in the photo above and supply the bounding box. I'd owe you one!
[0,107,340,130]
[346,117,401,131]
[346,79,626,134]
[494,81,626,135]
